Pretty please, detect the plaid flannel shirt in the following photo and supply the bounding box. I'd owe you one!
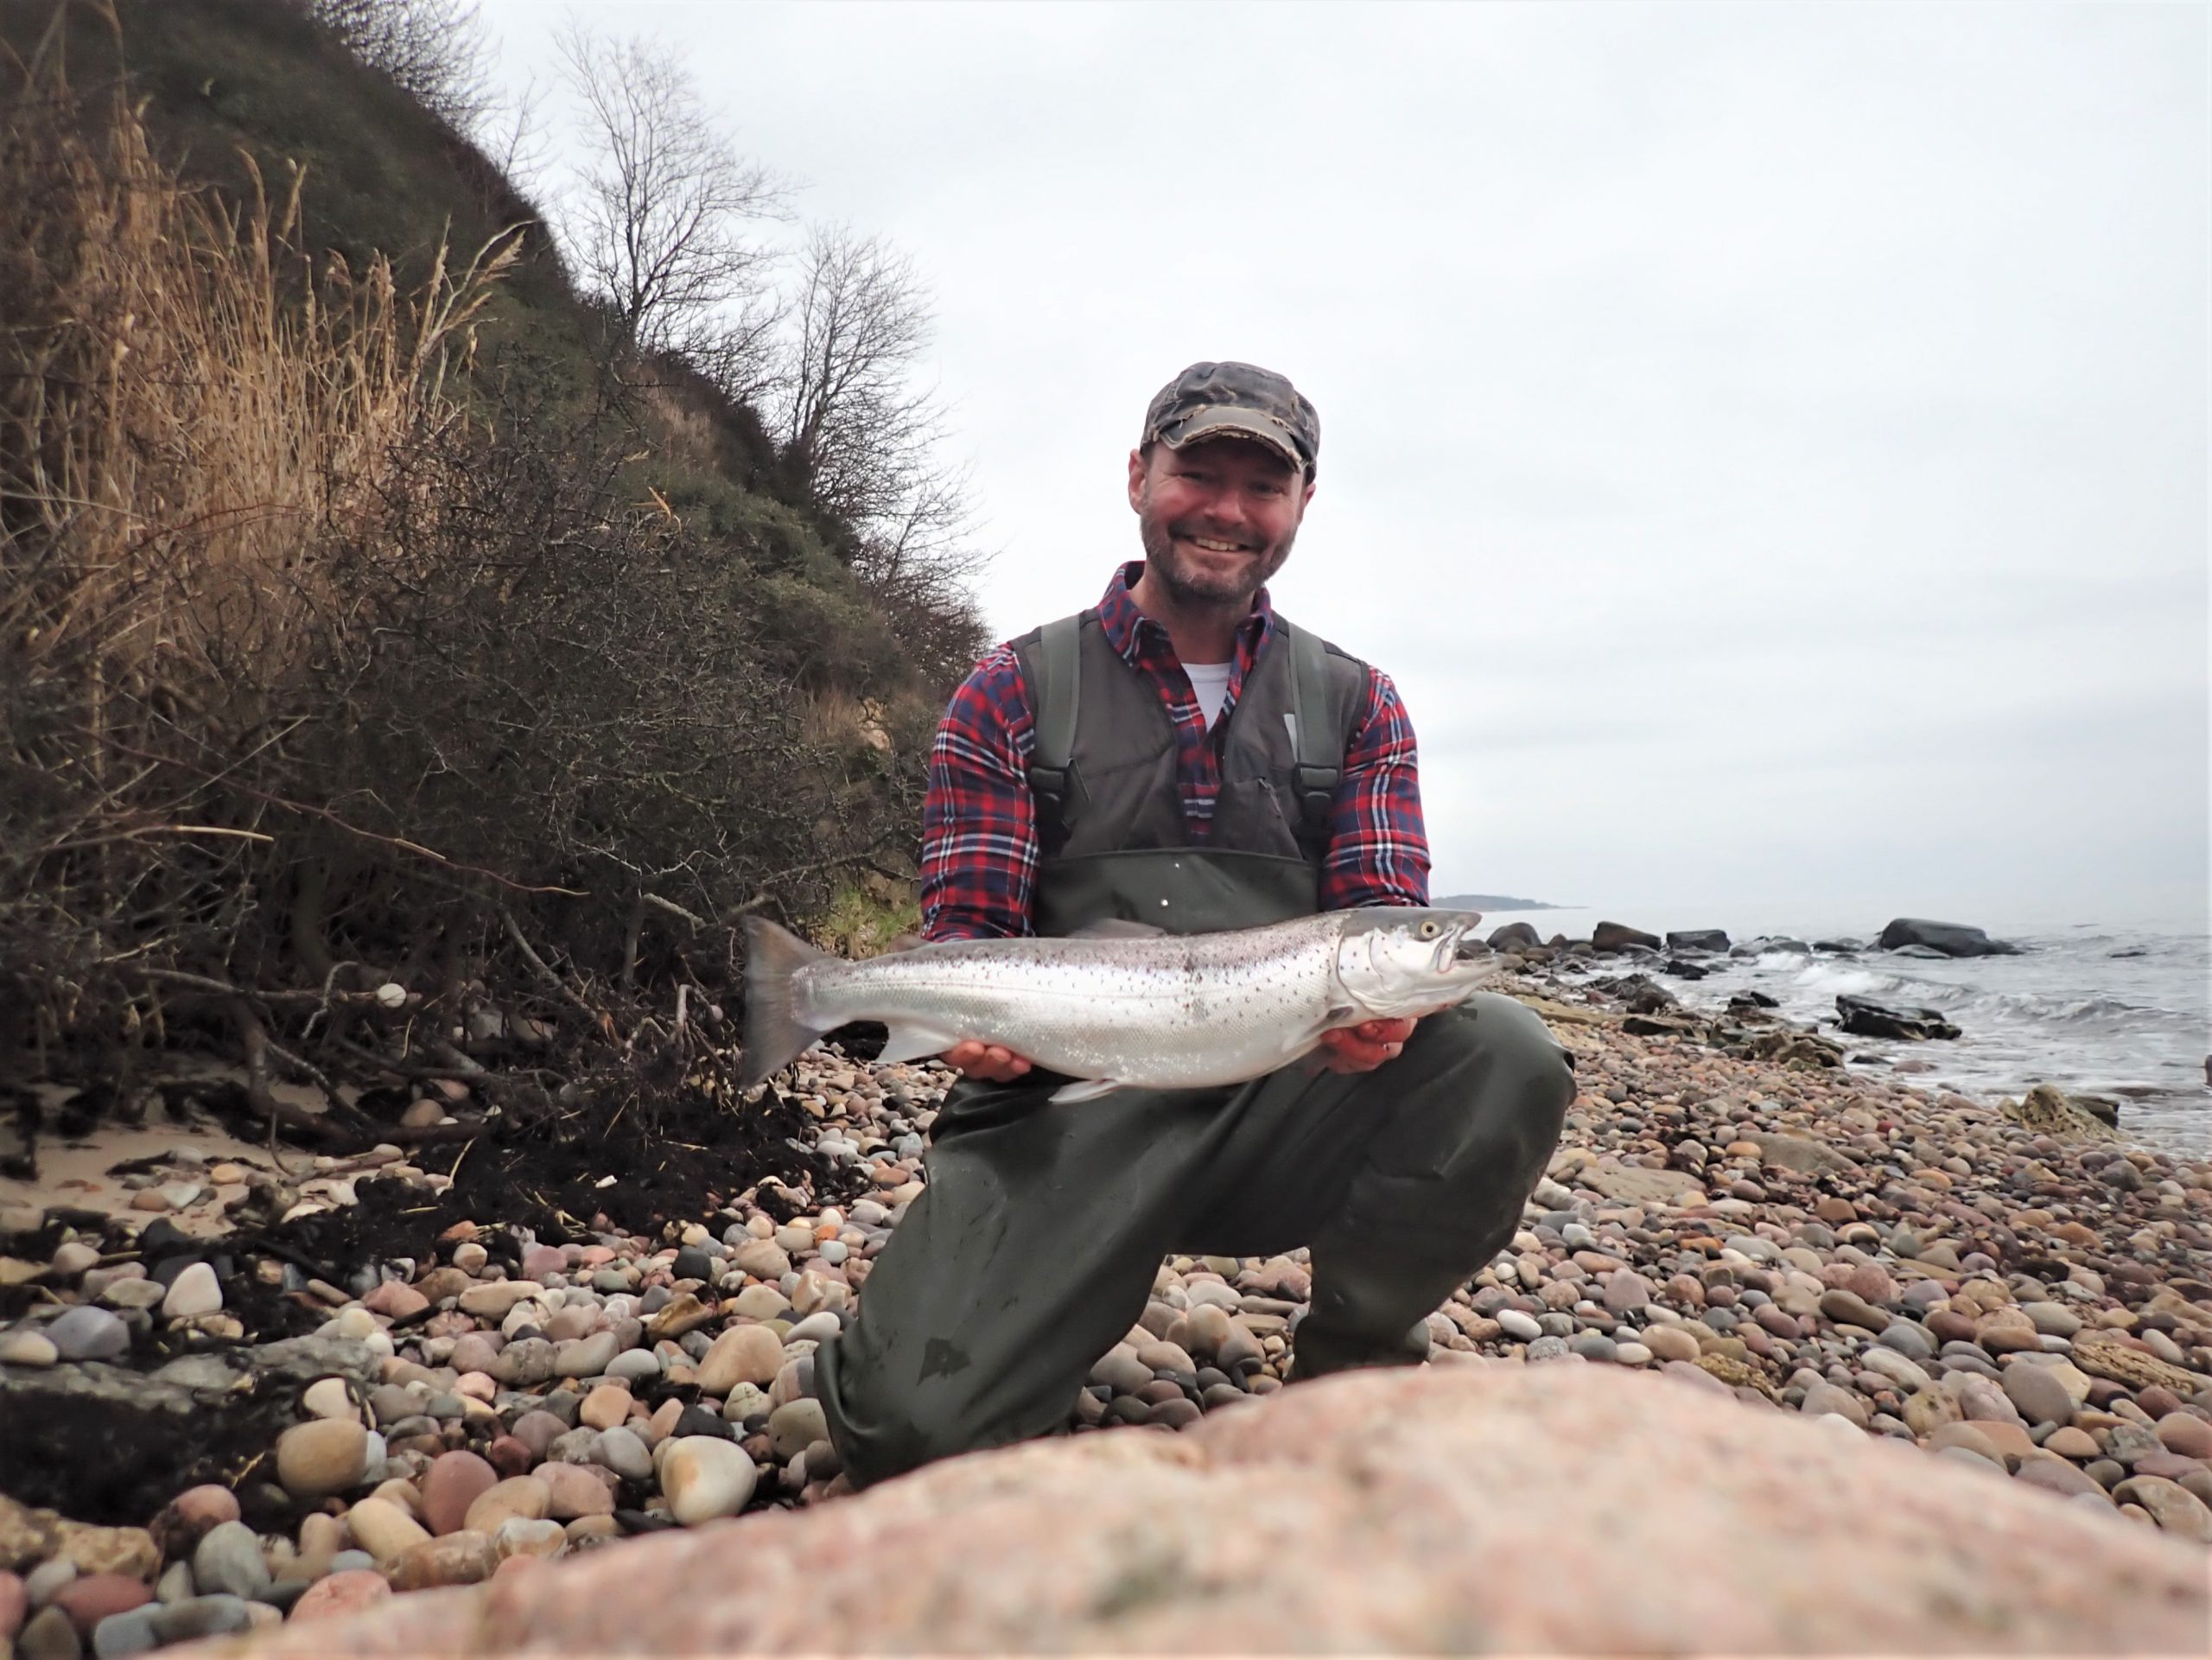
[921,563,1429,941]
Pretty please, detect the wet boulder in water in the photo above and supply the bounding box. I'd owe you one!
[1592,921,1662,953]
[1486,922,1541,951]
[1835,995,1961,1041]
[1732,935,1809,957]
[1876,918,2021,957]
[1664,929,1729,952]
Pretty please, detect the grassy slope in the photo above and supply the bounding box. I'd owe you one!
[1,0,895,683]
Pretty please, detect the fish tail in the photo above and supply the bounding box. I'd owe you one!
[739,915,833,1089]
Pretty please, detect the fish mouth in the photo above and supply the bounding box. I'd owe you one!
[1434,923,1492,973]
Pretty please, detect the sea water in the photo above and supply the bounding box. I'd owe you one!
[1471,906,2212,1159]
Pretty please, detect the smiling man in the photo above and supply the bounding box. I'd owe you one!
[812,361,1573,1489]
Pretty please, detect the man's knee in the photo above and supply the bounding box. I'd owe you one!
[817,1334,994,1489]
[1394,995,1573,1168]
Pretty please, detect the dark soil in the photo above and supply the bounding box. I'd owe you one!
[0,1371,301,1530]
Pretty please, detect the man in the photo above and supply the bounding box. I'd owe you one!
[815,361,1573,1488]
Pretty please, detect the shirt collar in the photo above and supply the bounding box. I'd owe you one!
[1097,560,1275,665]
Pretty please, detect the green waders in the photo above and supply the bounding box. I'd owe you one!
[814,996,1573,1488]
[812,606,1575,1487]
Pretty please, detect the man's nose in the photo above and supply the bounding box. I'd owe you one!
[1204,487,1251,530]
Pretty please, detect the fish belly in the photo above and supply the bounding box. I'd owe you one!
[804,953,1333,1089]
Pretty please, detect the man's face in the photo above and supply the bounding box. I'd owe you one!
[1128,436,1314,609]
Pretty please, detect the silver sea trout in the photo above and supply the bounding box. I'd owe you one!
[739,907,1499,1103]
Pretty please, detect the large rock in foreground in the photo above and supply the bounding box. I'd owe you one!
[1878,917,2022,957]
[201,1362,2208,1655]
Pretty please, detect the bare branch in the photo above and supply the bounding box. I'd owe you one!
[552,22,789,356]
[306,0,496,131]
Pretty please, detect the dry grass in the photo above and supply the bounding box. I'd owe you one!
[0,5,948,1142]
[0,8,512,704]
[0,5,514,1059]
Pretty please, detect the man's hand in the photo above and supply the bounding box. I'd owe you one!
[940,1040,1033,1082]
[1315,1017,1417,1074]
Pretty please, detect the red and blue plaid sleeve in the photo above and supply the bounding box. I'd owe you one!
[1319,667,1430,910]
[918,645,1039,941]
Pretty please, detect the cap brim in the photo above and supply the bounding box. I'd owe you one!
[1158,407,1307,472]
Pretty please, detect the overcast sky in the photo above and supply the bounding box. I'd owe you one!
[479,1,2208,931]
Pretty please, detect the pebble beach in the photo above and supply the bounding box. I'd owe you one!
[3,954,2210,1656]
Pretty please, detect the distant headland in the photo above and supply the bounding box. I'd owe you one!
[1435,893,1569,912]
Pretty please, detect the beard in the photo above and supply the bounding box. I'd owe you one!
[1136,503,1297,611]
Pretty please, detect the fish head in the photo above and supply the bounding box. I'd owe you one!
[1331,907,1498,1018]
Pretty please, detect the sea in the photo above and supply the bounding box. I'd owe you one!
[1465,906,2212,1160]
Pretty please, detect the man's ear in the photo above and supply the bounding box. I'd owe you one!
[1127,447,1148,512]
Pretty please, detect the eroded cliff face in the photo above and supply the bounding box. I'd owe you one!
[200,1359,2209,1656]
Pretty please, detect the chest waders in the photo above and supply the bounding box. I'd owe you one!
[813,605,1577,1490]
[1013,610,1369,936]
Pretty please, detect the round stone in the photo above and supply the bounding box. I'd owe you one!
[189,1522,269,1600]
[420,1451,499,1536]
[0,1328,59,1368]
[275,1420,368,1501]
[388,1532,499,1592]
[594,1426,652,1484]
[50,1574,151,1638]
[160,1263,222,1320]
[661,1437,758,1526]
[578,1383,632,1431]
[461,1477,551,1536]
[2002,1362,2077,1428]
[491,1517,566,1561]
[91,1605,161,1658]
[694,1326,784,1396]
[46,1307,130,1362]
[305,1378,365,1423]
[1497,1310,1542,1342]
[340,1498,429,1565]
[538,1463,614,1520]
[767,1398,828,1460]
[2156,1414,2212,1461]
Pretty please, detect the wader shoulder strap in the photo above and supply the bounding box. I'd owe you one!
[1283,619,1343,839]
[1027,612,1084,836]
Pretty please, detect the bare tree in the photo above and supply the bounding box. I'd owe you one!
[777,225,938,525]
[554,22,786,360]
[772,225,988,677]
[476,70,550,200]
[307,0,494,131]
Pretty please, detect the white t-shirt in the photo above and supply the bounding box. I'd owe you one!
[1184,661,1234,729]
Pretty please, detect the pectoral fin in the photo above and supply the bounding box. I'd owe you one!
[1047,1077,1130,1104]
[873,1021,963,1065]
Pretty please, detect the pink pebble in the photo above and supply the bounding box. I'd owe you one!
[52,1574,151,1638]
[1,1572,28,1643]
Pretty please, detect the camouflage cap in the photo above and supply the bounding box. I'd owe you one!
[1141,361,1319,479]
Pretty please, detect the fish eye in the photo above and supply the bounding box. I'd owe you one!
[1418,920,1439,938]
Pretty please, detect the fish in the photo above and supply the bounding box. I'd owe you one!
[738,906,1499,1103]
